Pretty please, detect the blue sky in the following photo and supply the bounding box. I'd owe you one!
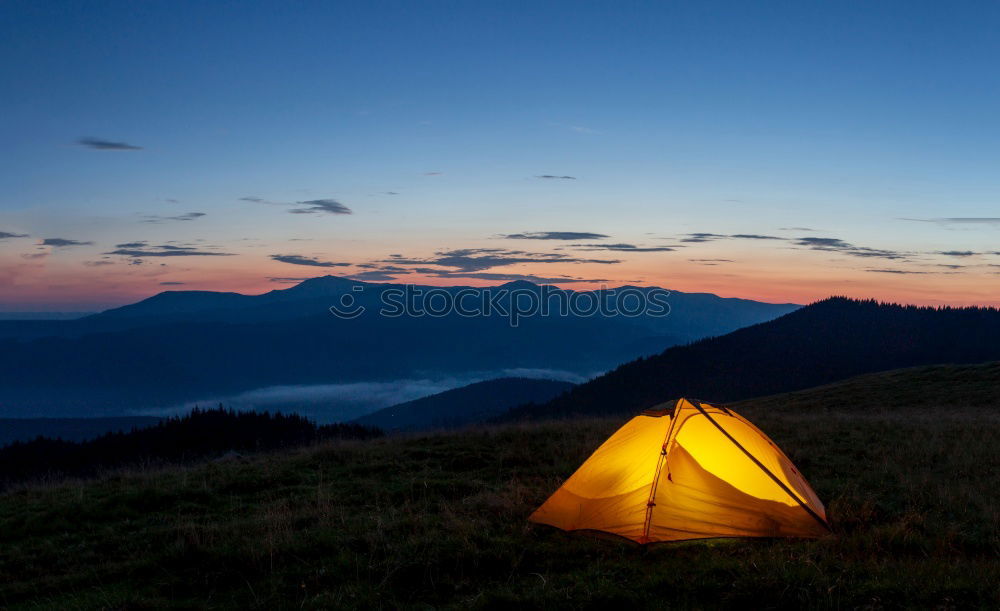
[2,1,999,309]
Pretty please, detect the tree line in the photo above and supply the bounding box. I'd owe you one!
[0,406,383,488]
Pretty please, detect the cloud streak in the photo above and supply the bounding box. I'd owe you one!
[571,243,677,252]
[382,248,620,272]
[77,137,142,151]
[243,196,352,215]
[141,212,206,223]
[105,245,233,258]
[423,271,606,284]
[289,199,352,215]
[792,237,906,260]
[41,238,93,247]
[681,233,782,243]
[501,231,609,240]
[270,254,351,268]
[0,231,29,240]
[901,217,1000,226]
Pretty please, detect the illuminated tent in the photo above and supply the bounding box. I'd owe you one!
[529,398,829,543]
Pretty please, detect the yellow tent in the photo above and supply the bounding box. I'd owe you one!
[529,398,829,543]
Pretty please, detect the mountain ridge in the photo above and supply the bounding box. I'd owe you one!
[503,297,1000,420]
[0,277,799,417]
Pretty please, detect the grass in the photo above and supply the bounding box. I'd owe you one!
[1,371,999,608]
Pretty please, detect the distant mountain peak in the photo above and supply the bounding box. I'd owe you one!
[295,275,362,287]
[497,279,541,289]
[278,275,366,296]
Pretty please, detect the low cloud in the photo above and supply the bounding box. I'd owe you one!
[936,250,978,257]
[141,212,206,223]
[382,248,620,273]
[901,217,1000,226]
[41,238,93,247]
[792,237,906,260]
[423,271,606,284]
[681,233,727,243]
[679,231,909,262]
[83,260,115,267]
[730,234,782,240]
[106,245,233,258]
[501,231,609,241]
[159,281,186,286]
[866,269,929,275]
[77,137,142,151]
[681,233,781,243]
[571,243,677,252]
[535,175,576,180]
[290,199,352,215]
[270,254,351,268]
[795,237,851,248]
[0,231,29,240]
[351,264,608,284]
[153,370,584,423]
[242,196,353,215]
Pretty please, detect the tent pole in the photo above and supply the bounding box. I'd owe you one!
[640,399,682,542]
[689,400,831,533]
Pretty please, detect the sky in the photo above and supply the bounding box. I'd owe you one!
[2,0,999,311]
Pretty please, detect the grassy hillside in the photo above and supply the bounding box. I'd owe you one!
[1,368,998,608]
[733,360,1000,414]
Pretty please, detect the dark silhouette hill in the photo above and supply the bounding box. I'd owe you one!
[503,297,1000,420]
[0,276,797,417]
[354,377,574,431]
